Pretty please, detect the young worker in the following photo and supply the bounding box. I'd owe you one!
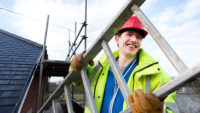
[70,16,178,113]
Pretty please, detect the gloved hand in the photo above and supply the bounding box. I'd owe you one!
[128,89,163,113]
[70,52,94,72]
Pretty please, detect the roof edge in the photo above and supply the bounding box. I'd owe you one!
[0,29,43,48]
[13,53,42,113]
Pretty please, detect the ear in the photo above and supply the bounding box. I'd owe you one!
[115,35,119,43]
[115,35,119,47]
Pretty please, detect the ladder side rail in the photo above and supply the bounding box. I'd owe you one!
[64,85,75,113]
[101,40,131,104]
[80,67,98,113]
[132,4,188,74]
[38,0,146,112]
[121,63,200,113]
[52,99,58,113]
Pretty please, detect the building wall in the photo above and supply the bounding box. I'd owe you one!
[21,70,48,113]
[176,79,200,113]
[176,91,200,113]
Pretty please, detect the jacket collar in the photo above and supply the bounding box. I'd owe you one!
[99,48,159,77]
[102,49,157,65]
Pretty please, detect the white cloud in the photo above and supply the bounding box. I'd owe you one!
[141,0,159,12]
[176,0,200,22]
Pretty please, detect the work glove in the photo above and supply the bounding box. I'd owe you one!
[70,52,94,72]
[128,89,163,113]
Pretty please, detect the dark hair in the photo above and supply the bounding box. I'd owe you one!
[117,28,144,38]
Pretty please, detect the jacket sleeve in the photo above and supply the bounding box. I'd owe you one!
[151,68,179,113]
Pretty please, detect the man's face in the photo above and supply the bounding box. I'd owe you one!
[115,30,143,57]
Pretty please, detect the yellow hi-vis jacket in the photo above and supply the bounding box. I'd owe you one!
[72,49,178,113]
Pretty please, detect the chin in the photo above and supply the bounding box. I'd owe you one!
[131,49,140,54]
[125,51,137,56]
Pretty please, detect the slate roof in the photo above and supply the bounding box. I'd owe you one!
[0,29,43,113]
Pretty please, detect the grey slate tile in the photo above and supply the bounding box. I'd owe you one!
[0,98,18,105]
[9,80,27,85]
[0,80,10,85]
[0,71,16,75]
[0,91,21,97]
[15,71,31,75]
[0,85,24,90]
[0,106,15,113]
[0,64,6,67]
[0,75,28,80]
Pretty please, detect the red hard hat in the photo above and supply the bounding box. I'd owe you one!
[116,16,148,38]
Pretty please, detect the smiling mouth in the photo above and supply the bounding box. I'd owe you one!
[126,43,137,48]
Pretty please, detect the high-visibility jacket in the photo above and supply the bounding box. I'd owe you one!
[73,49,178,113]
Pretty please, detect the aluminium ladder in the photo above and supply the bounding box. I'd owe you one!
[37,0,200,113]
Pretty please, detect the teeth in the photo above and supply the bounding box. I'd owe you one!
[127,45,136,48]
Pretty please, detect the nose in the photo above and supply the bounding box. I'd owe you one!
[129,35,137,41]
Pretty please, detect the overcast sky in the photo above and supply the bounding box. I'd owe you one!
[0,0,200,82]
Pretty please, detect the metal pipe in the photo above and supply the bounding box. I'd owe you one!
[68,29,71,52]
[75,21,77,39]
[67,23,85,57]
[69,38,84,59]
[66,29,71,60]
[84,0,87,51]
[73,21,77,56]
[36,15,50,111]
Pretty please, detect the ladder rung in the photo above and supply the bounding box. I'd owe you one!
[52,99,58,113]
[132,4,188,74]
[64,85,75,113]
[81,67,98,113]
[101,40,131,105]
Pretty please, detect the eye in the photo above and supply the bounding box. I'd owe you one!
[126,33,132,36]
[136,34,143,40]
